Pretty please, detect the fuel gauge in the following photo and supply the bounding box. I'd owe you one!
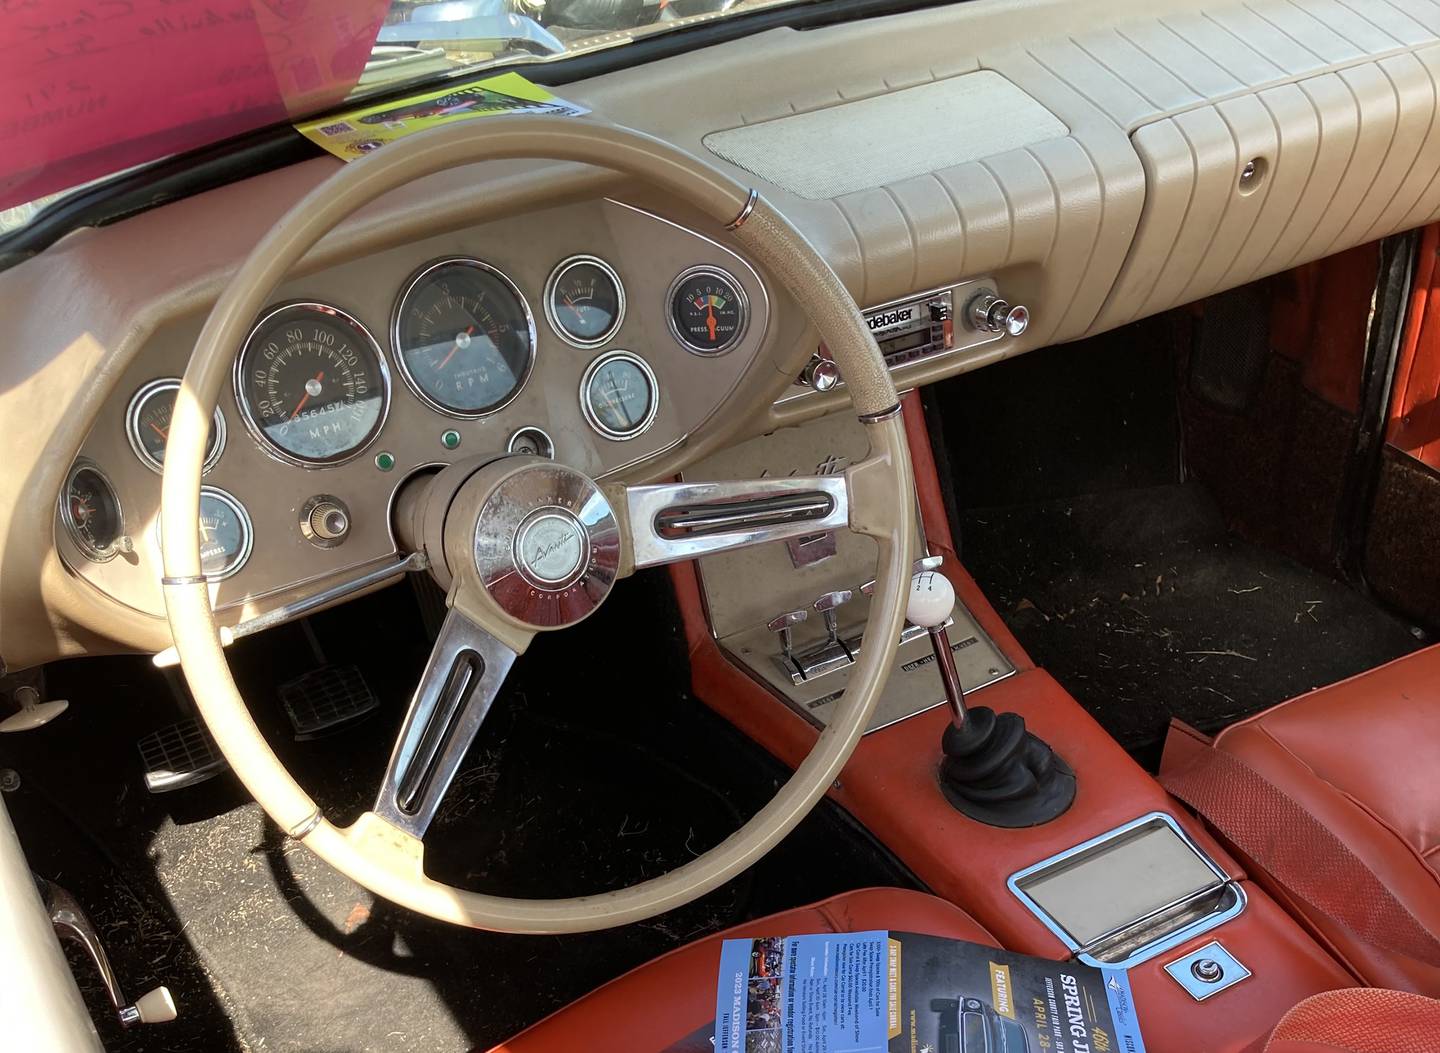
[545,255,624,348]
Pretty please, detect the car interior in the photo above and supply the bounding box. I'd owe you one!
[4,0,1440,1049]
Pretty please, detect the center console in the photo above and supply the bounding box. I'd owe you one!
[669,394,1360,1053]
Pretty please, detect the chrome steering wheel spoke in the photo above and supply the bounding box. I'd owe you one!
[373,607,518,840]
[622,473,852,568]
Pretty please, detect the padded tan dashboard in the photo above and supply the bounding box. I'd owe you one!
[5,0,1440,670]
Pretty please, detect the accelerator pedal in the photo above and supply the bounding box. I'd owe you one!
[138,719,226,793]
[278,665,377,741]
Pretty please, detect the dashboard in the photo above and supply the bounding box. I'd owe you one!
[7,0,1440,671]
[53,198,772,622]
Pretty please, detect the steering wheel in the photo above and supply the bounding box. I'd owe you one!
[159,117,915,933]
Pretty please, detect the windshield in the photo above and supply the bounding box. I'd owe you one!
[0,0,796,235]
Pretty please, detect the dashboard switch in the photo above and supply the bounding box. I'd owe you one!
[966,292,1030,337]
[301,495,351,548]
[799,352,841,392]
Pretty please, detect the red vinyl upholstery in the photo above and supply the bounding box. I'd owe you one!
[1263,988,1440,1053]
[482,888,998,1053]
[1164,644,1440,994]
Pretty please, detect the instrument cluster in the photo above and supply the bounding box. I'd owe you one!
[59,213,764,599]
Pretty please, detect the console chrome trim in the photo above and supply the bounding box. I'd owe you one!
[1007,811,1247,970]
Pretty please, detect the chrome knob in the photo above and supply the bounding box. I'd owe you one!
[967,293,1030,337]
[800,353,841,392]
[301,495,350,547]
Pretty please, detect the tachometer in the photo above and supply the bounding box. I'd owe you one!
[580,351,658,440]
[126,377,226,473]
[545,255,624,347]
[235,303,389,466]
[667,266,748,355]
[392,258,536,417]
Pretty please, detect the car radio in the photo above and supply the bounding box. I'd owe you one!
[789,279,1029,395]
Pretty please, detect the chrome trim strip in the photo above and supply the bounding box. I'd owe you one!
[233,301,393,469]
[666,264,750,357]
[287,810,323,840]
[125,377,226,475]
[389,257,538,420]
[542,254,626,350]
[373,610,518,839]
[724,189,759,231]
[160,575,206,586]
[626,475,849,568]
[857,403,902,423]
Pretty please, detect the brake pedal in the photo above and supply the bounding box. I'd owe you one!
[278,665,377,741]
[138,719,227,793]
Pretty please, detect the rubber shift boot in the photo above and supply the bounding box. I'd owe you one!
[938,706,1076,827]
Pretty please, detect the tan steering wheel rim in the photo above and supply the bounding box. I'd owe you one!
[160,116,915,933]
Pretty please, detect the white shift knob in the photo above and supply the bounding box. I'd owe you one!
[906,571,955,628]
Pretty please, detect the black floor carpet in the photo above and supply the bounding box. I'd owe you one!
[3,572,917,1052]
[962,483,1427,766]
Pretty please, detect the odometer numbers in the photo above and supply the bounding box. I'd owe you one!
[235,303,390,466]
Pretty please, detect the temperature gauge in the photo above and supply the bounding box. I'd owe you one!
[667,266,748,355]
[580,351,658,440]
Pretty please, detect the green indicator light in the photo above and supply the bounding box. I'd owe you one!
[374,451,395,471]
[441,430,462,450]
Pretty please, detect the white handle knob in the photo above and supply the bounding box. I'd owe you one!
[906,571,955,629]
[130,985,178,1025]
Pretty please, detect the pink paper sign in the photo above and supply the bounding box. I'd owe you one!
[0,0,389,213]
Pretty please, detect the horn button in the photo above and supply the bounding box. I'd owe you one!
[470,463,620,629]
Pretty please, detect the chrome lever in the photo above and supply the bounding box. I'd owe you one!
[36,876,178,1028]
[812,590,854,652]
[766,609,809,669]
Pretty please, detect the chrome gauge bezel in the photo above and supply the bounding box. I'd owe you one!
[152,485,254,580]
[60,458,125,563]
[197,486,254,581]
[579,350,660,441]
[390,256,538,420]
[665,264,750,357]
[233,301,392,469]
[543,254,626,349]
[125,377,227,474]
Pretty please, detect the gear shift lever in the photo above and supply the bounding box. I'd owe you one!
[906,571,967,728]
[906,570,1076,828]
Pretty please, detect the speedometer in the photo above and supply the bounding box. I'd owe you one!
[392,258,536,417]
[235,303,390,466]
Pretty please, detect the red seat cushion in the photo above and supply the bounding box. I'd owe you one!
[1165,643,1440,994]
[1263,988,1440,1052]
[482,888,998,1053]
